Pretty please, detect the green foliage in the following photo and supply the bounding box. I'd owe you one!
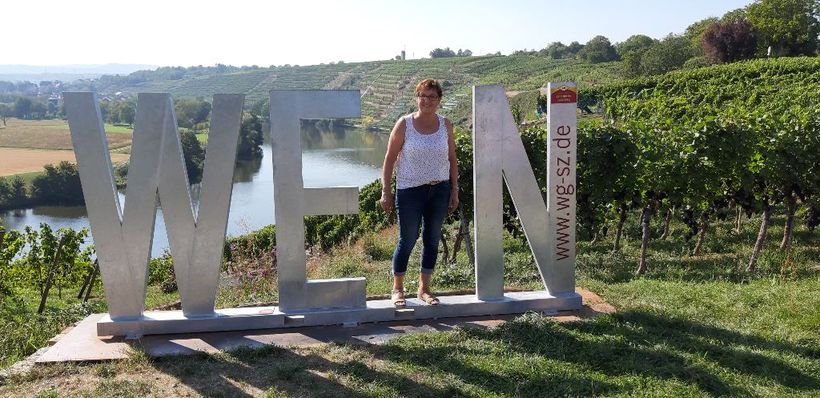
[174,98,212,130]
[684,17,720,55]
[18,225,93,296]
[0,103,11,125]
[0,299,99,369]
[429,47,472,58]
[616,35,657,77]
[0,176,28,210]
[237,112,264,160]
[746,0,820,56]
[222,179,394,258]
[106,100,136,126]
[582,56,819,263]
[639,34,695,75]
[682,56,710,69]
[180,129,205,184]
[542,41,569,59]
[148,253,177,293]
[30,161,83,206]
[579,35,619,63]
[576,125,639,238]
[13,96,33,119]
[224,224,277,263]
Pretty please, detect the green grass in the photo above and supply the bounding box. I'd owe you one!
[1,211,818,396]
[51,122,133,134]
[8,171,44,185]
[0,287,105,369]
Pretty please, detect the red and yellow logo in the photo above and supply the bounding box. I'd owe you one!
[550,86,577,104]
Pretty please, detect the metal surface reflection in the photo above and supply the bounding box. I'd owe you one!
[65,93,244,320]
[269,90,364,312]
[472,85,575,298]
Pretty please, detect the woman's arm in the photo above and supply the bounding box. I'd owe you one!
[445,118,459,213]
[379,117,407,213]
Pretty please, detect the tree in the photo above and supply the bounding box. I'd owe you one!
[566,41,584,57]
[180,130,205,184]
[616,35,657,76]
[685,17,720,54]
[746,0,820,56]
[30,101,47,120]
[30,162,84,206]
[579,36,618,63]
[0,103,11,126]
[702,19,758,63]
[109,100,136,126]
[542,41,568,59]
[13,96,33,119]
[639,34,694,75]
[237,112,264,160]
[175,98,211,130]
[616,34,656,57]
[429,47,456,58]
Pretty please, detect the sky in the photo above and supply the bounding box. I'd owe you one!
[5,0,754,68]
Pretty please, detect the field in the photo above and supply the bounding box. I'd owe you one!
[0,119,131,176]
[0,209,817,397]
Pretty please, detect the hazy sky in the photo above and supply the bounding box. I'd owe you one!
[7,0,752,67]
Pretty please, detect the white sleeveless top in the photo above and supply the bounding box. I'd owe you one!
[396,114,450,189]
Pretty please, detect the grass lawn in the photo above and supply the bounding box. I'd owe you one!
[0,211,818,397]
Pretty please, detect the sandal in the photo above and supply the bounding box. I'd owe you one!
[391,289,406,308]
[417,290,440,306]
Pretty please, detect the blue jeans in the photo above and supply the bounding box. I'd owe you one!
[392,181,451,276]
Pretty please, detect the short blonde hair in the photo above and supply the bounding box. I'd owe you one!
[415,79,443,98]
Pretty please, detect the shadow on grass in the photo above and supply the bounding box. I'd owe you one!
[135,308,819,397]
[493,311,817,395]
[146,340,445,398]
[365,310,820,396]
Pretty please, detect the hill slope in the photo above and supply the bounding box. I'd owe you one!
[73,56,624,127]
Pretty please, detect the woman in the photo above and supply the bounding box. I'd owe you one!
[379,79,459,308]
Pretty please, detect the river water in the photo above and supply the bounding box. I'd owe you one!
[0,126,388,257]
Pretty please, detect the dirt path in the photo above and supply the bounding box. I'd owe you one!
[0,148,129,176]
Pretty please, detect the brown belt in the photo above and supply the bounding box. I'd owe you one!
[426,180,447,185]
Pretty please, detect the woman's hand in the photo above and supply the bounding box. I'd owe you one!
[379,192,394,213]
[448,189,459,214]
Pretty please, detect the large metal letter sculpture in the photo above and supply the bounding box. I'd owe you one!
[269,90,364,312]
[64,93,244,321]
[62,87,581,338]
[473,85,575,298]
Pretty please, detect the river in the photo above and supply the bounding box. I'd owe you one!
[0,125,389,257]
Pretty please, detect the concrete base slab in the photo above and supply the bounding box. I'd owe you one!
[36,289,612,364]
[97,290,582,337]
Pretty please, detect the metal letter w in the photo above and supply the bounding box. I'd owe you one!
[64,93,244,320]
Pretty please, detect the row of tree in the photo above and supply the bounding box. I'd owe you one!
[429,47,473,58]
[0,96,58,123]
[511,0,819,77]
